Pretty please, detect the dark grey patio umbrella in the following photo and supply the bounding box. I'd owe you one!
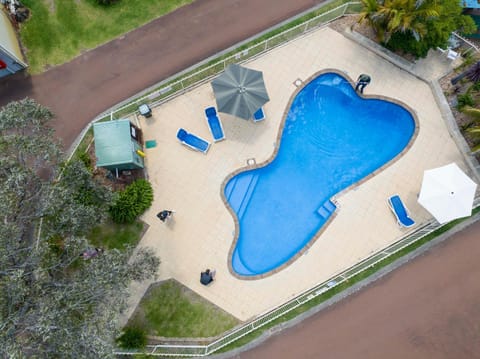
[211,63,269,120]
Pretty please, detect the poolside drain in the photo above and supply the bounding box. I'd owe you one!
[293,78,303,87]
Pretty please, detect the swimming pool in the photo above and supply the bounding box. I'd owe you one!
[225,72,415,277]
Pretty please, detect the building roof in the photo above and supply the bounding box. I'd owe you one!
[0,8,25,64]
[93,119,135,168]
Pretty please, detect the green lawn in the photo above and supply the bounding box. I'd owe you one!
[128,280,239,338]
[87,219,145,250]
[20,0,193,73]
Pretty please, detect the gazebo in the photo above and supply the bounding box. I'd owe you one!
[93,119,145,172]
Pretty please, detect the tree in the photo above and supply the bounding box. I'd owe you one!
[359,0,385,40]
[0,99,159,358]
[377,0,438,43]
[44,159,114,237]
[359,0,476,58]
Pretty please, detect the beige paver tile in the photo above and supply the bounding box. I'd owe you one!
[122,27,470,323]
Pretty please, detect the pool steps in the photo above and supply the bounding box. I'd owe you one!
[232,249,255,275]
[226,175,337,222]
[316,199,337,219]
[225,173,259,220]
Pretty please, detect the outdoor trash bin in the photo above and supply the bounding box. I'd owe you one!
[139,104,152,118]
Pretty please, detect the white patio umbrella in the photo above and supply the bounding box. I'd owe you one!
[418,163,477,224]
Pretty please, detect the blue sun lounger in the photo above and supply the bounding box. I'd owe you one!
[205,106,225,142]
[176,128,210,154]
[388,194,415,228]
[253,107,265,122]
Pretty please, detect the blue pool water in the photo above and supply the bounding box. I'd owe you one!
[225,72,415,277]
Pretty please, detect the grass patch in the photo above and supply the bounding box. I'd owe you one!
[71,127,94,160]
[87,219,145,250]
[128,280,239,338]
[20,0,193,73]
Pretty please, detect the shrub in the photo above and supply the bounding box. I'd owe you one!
[117,326,147,349]
[471,81,480,92]
[94,0,119,5]
[462,106,480,121]
[457,93,475,109]
[109,179,154,224]
[77,151,92,171]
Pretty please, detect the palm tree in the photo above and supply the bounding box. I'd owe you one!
[467,61,480,83]
[358,0,386,41]
[377,0,439,43]
[451,61,480,85]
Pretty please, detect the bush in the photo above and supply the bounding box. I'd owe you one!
[457,93,475,109]
[95,0,119,5]
[77,151,92,171]
[117,326,147,349]
[109,179,154,224]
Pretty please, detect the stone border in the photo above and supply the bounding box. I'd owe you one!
[222,69,419,280]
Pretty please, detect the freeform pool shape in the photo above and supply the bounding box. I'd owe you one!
[225,72,415,277]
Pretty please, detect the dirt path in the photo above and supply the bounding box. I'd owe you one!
[223,218,480,359]
[0,0,323,150]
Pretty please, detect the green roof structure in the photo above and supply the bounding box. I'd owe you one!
[93,119,144,171]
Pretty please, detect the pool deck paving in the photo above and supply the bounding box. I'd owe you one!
[122,23,476,324]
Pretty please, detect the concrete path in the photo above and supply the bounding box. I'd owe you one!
[0,0,324,150]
